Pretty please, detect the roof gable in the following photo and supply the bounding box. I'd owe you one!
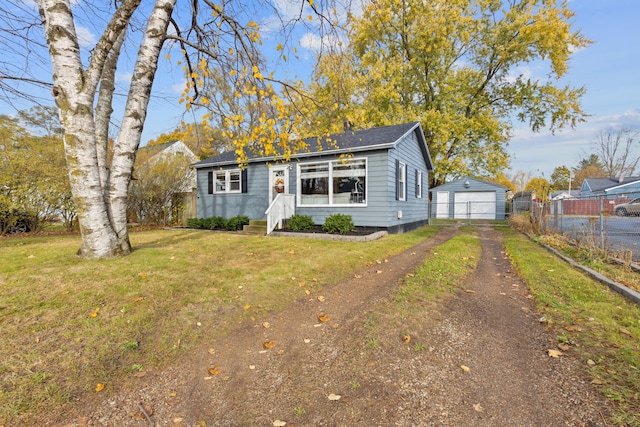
[193,122,432,170]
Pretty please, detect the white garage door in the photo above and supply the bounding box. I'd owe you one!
[454,192,496,219]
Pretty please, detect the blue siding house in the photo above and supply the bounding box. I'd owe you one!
[192,122,434,233]
[580,177,640,198]
[429,177,509,220]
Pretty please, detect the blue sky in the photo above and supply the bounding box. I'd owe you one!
[507,1,640,178]
[3,0,639,180]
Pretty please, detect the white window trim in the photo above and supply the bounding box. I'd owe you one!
[213,169,242,194]
[297,157,368,207]
[416,170,423,199]
[398,162,406,201]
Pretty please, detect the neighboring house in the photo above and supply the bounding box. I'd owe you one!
[192,122,434,233]
[550,189,580,201]
[429,177,509,220]
[579,176,640,198]
[138,140,198,190]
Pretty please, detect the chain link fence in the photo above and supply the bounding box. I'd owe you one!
[511,191,640,262]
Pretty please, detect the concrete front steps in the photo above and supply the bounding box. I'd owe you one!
[242,219,268,235]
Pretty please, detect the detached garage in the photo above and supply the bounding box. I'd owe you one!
[430,177,508,220]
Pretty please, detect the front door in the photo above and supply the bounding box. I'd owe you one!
[269,166,290,202]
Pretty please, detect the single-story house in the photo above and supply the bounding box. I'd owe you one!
[192,122,434,233]
[429,177,508,220]
[550,189,580,201]
[580,176,640,198]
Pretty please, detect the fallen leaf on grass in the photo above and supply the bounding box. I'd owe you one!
[243,304,251,310]
[353,274,361,279]
[263,340,276,349]
[317,295,325,302]
[591,379,604,385]
[273,421,287,426]
[304,339,311,343]
[402,335,411,343]
[565,325,583,332]
[460,365,471,372]
[587,359,596,366]
[133,371,146,378]
[132,297,144,302]
[95,383,105,392]
[473,403,484,412]
[376,270,383,274]
[558,344,570,351]
[547,349,563,358]
[318,313,330,323]
[208,348,215,355]
[305,290,310,295]
[262,322,270,329]
[208,366,221,375]
[464,290,475,294]
[328,393,342,401]
[620,328,632,336]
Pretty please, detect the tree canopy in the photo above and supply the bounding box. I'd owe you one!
[307,0,590,187]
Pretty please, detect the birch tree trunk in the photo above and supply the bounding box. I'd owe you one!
[37,0,175,258]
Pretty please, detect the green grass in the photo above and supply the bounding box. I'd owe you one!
[503,228,640,427]
[395,231,481,305]
[0,226,439,425]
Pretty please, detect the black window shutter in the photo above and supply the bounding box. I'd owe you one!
[241,169,248,193]
[395,159,400,200]
[207,171,213,194]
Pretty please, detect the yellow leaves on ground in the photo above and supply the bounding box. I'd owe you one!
[317,313,330,323]
[327,393,341,401]
[273,420,287,426]
[263,339,276,349]
[207,366,221,375]
[460,365,471,372]
[402,335,411,343]
[547,349,563,358]
[90,307,100,318]
[95,383,105,392]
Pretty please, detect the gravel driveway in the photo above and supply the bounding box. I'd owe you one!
[57,226,611,427]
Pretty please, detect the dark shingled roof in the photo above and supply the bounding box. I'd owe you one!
[193,122,428,168]
[583,177,640,193]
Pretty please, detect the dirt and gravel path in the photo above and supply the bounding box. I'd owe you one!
[59,226,612,427]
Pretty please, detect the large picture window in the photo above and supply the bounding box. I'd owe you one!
[299,158,367,206]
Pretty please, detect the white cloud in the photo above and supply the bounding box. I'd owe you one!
[75,26,96,48]
[116,72,133,84]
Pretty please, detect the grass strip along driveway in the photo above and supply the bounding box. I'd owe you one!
[1,226,639,426]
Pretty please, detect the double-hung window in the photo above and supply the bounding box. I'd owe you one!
[416,170,423,198]
[397,162,406,201]
[299,158,367,206]
[208,169,242,194]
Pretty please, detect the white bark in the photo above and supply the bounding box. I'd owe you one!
[38,0,121,257]
[37,0,172,257]
[108,0,177,247]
